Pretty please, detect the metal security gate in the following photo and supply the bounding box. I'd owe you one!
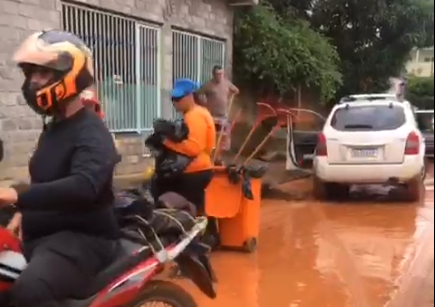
[61,3,160,133]
[173,31,225,84]
[172,31,225,116]
[172,32,199,82]
[200,38,226,84]
[172,31,225,117]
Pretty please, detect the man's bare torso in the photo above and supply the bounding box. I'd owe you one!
[202,80,233,117]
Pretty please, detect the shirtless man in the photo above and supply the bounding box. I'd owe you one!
[199,65,239,151]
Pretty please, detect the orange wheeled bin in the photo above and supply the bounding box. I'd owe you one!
[205,165,266,253]
[206,103,289,253]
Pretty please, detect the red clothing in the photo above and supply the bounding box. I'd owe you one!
[81,88,104,119]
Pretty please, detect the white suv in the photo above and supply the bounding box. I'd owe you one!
[313,98,426,201]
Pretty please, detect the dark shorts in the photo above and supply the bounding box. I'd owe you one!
[151,170,214,214]
[214,117,231,151]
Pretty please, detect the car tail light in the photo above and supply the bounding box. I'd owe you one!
[316,133,328,156]
[405,131,420,155]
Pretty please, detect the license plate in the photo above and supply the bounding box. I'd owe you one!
[352,148,378,158]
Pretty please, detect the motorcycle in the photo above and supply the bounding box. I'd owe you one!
[0,140,217,307]
[0,212,217,307]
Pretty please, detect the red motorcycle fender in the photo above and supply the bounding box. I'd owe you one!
[88,256,161,307]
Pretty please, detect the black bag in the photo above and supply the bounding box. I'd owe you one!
[153,118,189,142]
[145,118,193,179]
[116,190,196,238]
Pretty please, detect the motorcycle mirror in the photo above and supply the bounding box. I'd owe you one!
[0,139,3,162]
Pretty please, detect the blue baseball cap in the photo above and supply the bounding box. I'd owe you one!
[172,78,200,99]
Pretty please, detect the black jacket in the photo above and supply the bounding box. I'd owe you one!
[17,109,120,241]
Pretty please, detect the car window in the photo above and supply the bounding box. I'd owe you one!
[330,105,406,131]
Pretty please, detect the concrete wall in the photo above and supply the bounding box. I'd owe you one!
[407,48,435,77]
[0,0,234,181]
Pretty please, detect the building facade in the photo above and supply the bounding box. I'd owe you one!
[406,47,435,77]
[0,0,241,180]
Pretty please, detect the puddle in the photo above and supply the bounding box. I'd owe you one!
[188,165,434,307]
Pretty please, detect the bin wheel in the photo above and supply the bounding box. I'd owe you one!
[243,238,258,253]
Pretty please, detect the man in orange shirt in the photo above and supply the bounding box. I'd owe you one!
[152,79,215,214]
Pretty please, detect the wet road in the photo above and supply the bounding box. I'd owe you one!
[187,164,434,307]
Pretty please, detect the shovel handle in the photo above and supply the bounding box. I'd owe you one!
[213,96,235,162]
[214,109,242,162]
[243,125,280,166]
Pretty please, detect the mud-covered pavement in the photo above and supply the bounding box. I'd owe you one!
[187,163,434,307]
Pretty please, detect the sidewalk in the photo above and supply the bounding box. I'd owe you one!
[114,173,145,188]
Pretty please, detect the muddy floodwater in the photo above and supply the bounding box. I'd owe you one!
[186,164,434,307]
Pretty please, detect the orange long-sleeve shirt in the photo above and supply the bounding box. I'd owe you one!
[164,106,216,173]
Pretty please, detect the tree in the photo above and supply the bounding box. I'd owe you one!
[306,0,434,98]
[267,0,314,19]
[233,3,342,102]
[407,76,434,109]
[408,76,434,97]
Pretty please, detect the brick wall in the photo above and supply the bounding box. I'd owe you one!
[0,0,234,181]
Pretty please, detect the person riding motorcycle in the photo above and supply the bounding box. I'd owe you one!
[0,30,119,307]
[5,88,106,239]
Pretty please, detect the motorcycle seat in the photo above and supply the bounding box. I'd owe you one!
[61,237,151,306]
[60,211,198,307]
[88,237,151,293]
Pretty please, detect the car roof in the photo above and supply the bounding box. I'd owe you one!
[339,94,414,109]
[415,109,434,114]
[340,93,411,102]
[348,93,397,99]
[334,99,406,109]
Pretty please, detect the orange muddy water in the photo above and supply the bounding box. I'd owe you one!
[185,163,434,307]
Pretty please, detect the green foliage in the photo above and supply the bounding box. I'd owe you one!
[233,3,342,102]
[234,0,434,105]
[407,76,434,109]
[267,0,314,19]
[408,76,434,97]
[307,0,434,96]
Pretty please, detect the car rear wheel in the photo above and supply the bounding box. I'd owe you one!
[422,160,427,181]
[404,175,423,202]
[332,183,350,200]
[313,177,328,200]
[313,178,349,201]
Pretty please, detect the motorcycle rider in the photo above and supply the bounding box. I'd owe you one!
[5,88,105,239]
[0,30,119,307]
